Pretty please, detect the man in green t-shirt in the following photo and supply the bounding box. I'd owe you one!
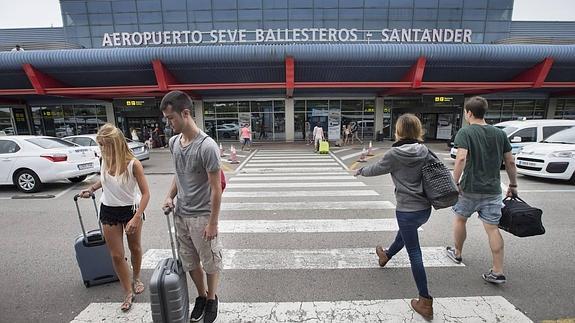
[446,96,518,284]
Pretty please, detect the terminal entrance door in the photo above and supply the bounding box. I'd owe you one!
[391,111,461,141]
[113,98,165,143]
[389,95,463,141]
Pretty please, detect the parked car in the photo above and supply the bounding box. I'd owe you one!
[64,134,150,161]
[450,119,575,159]
[0,136,100,193]
[216,124,240,139]
[516,127,575,183]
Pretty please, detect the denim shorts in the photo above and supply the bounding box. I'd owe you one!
[452,192,504,225]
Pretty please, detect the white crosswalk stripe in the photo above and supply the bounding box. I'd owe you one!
[251,156,333,160]
[244,162,339,167]
[240,167,345,173]
[230,175,355,181]
[218,218,415,233]
[221,201,395,210]
[71,296,532,323]
[223,190,379,197]
[235,172,350,176]
[140,247,462,270]
[226,182,366,188]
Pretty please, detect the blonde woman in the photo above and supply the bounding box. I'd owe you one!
[80,124,150,312]
[355,114,434,320]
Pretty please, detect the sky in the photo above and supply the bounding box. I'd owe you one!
[0,0,573,29]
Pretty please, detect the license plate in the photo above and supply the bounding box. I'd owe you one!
[518,160,537,167]
[78,162,93,170]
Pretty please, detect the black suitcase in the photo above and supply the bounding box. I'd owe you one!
[499,196,545,237]
[150,208,190,323]
[73,193,119,287]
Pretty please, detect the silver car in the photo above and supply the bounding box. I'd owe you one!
[64,134,150,162]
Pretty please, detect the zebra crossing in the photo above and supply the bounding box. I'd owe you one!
[71,149,532,322]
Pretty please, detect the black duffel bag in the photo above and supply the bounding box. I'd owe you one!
[499,196,545,237]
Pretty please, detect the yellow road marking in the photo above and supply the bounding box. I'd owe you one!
[541,319,575,323]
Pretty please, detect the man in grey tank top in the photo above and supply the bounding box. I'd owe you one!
[161,91,223,323]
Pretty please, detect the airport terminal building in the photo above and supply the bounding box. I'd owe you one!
[1,0,574,142]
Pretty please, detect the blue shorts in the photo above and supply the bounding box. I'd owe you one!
[243,138,251,145]
[452,192,504,225]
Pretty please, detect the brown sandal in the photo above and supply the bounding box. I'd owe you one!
[133,279,145,295]
[120,293,135,312]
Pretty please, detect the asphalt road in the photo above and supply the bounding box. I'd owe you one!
[0,143,573,322]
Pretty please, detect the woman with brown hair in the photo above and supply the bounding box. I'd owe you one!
[355,114,434,320]
[79,123,150,312]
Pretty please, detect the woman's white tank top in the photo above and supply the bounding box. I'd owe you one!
[100,159,140,208]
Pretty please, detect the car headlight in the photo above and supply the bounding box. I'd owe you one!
[515,147,523,155]
[550,150,575,158]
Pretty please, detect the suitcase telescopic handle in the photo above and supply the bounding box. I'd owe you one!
[163,207,179,261]
[74,193,103,242]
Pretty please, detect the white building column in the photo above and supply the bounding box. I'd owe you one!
[375,97,385,140]
[105,102,115,125]
[193,100,204,131]
[285,98,295,142]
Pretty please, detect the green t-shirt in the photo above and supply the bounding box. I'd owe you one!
[454,124,512,194]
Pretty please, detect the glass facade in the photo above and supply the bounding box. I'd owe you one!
[0,108,15,135]
[484,99,546,124]
[0,107,32,136]
[60,0,513,47]
[294,99,375,141]
[385,98,463,140]
[554,99,575,120]
[204,100,285,142]
[31,104,108,138]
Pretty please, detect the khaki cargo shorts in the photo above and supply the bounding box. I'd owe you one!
[174,214,223,274]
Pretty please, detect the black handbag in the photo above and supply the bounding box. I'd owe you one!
[499,196,545,237]
[422,150,459,210]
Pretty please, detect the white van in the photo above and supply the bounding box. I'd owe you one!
[450,119,575,158]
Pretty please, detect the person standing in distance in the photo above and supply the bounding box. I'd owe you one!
[446,96,518,284]
[160,91,223,323]
[240,124,252,151]
[313,122,325,152]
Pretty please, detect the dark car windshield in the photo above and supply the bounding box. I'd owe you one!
[27,138,76,149]
[497,126,518,136]
[544,127,575,144]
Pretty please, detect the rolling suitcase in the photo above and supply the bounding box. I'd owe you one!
[150,208,190,323]
[319,140,330,154]
[73,193,118,288]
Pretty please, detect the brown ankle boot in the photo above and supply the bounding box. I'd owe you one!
[411,296,433,320]
[375,245,389,267]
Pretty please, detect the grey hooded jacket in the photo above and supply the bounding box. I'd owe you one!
[360,142,431,212]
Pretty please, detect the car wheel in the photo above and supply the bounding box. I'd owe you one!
[569,171,575,185]
[68,175,88,183]
[14,170,42,193]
